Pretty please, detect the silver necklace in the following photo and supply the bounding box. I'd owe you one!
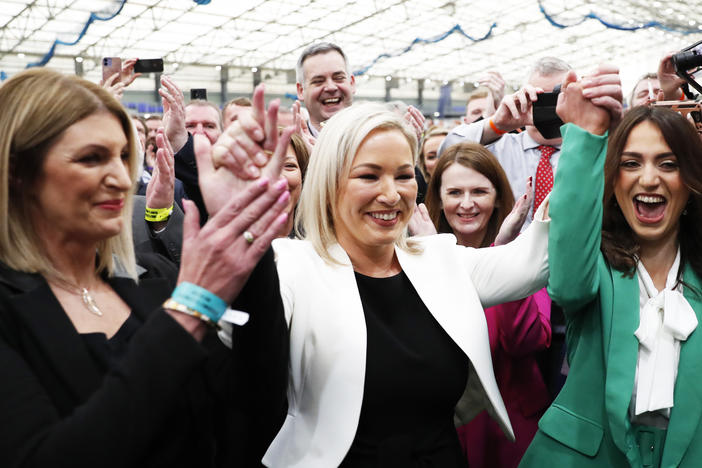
[50,280,104,317]
[77,287,103,316]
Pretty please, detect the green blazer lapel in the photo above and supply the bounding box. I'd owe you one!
[603,267,640,456]
[662,265,702,467]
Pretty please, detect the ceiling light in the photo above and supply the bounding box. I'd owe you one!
[215,65,222,70]
[173,63,179,69]
[385,75,392,81]
[433,111,440,117]
[75,57,83,63]
[251,67,258,72]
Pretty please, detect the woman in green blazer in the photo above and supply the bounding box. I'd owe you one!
[520,72,702,468]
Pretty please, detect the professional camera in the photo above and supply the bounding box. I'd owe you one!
[655,40,702,133]
[672,39,702,98]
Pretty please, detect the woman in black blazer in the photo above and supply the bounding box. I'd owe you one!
[0,68,289,467]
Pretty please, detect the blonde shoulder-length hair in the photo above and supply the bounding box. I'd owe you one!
[0,68,139,280]
[295,102,420,264]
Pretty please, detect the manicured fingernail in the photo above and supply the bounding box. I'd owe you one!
[523,194,527,199]
[275,178,288,190]
[255,152,268,166]
[249,166,260,178]
[258,177,270,187]
[254,129,264,141]
[528,176,532,183]
[275,212,289,225]
[277,191,290,205]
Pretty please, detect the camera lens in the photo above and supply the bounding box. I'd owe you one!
[673,50,702,73]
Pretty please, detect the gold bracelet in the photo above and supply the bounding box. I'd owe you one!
[145,205,173,222]
[163,298,220,329]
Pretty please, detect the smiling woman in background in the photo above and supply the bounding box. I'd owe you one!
[0,68,290,468]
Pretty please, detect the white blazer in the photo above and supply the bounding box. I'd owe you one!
[262,217,549,468]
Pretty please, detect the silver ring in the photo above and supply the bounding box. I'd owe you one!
[243,231,255,244]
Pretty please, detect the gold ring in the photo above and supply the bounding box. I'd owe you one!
[263,150,273,156]
[243,231,255,244]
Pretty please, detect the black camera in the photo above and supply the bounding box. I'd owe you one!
[532,84,563,139]
[190,88,207,100]
[672,39,702,98]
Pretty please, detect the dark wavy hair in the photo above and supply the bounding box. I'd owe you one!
[425,142,514,247]
[602,106,702,283]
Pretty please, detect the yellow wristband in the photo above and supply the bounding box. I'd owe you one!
[145,205,173,222]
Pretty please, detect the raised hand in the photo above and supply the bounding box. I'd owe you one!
[120,58,141,87]
[145,128,175,210]
[101,72,126,101]
[292,100,316,152]
[558,66,620,136]
[408,203,437,237]
[404,105,426,141]
[479,70,506,115]
[209,84,283,181]
[494,177,533,246]
[194,87,295,215]
[159,75,188,153]
[484,83,542,143]
[658,52,686,101]
[580,64,623,132]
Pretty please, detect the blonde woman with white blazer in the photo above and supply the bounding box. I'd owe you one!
[207,90,551,467]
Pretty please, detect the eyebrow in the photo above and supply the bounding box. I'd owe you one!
[621,151,675,158]
[351,163,414,170]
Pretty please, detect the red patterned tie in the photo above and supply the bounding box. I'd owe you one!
[534,145,555,212]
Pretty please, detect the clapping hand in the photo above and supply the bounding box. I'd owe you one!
[494,177,533,246]
[292,100,316,153]
[145,128,175,211]
[408,203,437,237]
[159,76,188,153]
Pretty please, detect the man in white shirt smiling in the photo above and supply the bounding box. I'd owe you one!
[295,42,356,136]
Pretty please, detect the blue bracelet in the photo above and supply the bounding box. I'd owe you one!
[171,282,228,323]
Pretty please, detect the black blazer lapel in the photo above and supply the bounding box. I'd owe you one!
[11,282,103,402]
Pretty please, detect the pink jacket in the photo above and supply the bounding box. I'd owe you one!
[457,288,552,468]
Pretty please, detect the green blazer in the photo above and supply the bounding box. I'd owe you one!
[519,124,702,468]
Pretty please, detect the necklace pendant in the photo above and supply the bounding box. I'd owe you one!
[80,288,103,316]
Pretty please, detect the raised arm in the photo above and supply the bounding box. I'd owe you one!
[546,66,620,312]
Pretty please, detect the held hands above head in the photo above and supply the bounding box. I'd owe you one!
[193,83,296,215]
[494,176,534,246]
[556,65,623,136]
[160,75,189,153]
[658,52,687,101]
